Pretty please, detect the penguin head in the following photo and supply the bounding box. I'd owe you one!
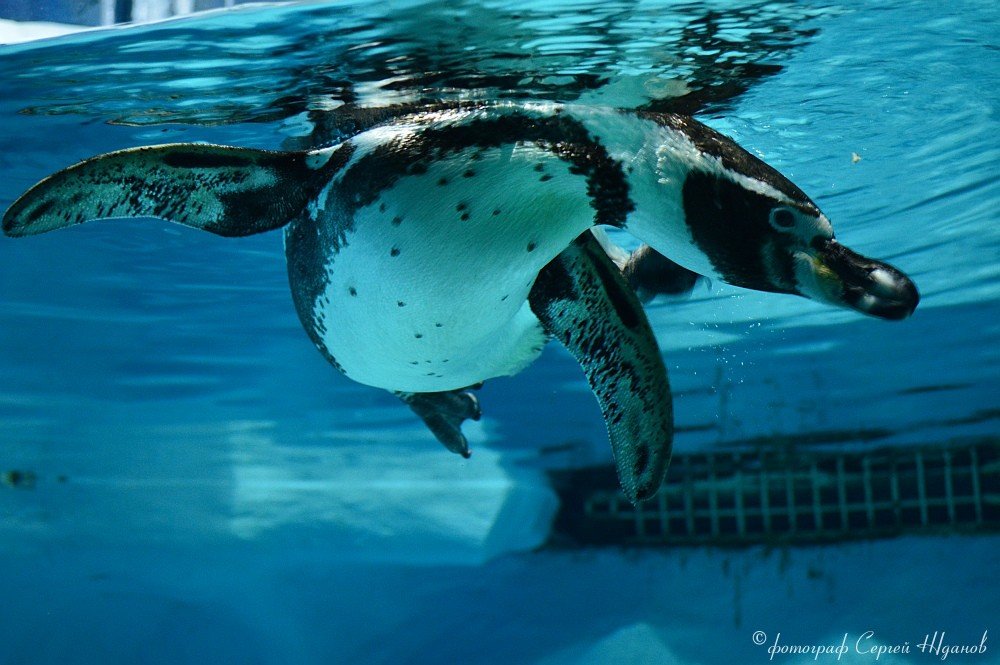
[635,114,919,320]
[679,165,918,320]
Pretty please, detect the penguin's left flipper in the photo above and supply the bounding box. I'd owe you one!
[2,143,343,238]
[529,230,673,504]
[396,388,482,458]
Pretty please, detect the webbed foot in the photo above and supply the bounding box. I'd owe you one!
[396,388,482,458]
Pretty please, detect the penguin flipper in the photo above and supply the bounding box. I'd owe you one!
[622,245,703,302]
[529,229,673,503]
[3,143,340,238]
[397,388,482,458]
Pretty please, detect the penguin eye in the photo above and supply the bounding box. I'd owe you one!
[769,207,796,231]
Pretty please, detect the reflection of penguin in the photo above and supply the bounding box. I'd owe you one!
[2,103,918,502]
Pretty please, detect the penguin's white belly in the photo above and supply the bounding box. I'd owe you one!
[312,144,594,392]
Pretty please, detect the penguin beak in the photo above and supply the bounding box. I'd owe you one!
[799,239,919,320]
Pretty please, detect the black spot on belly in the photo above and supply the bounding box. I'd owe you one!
[539,174,553,182]
[392,215,403,226]
[456,202,467,212]
[527,241,537,252]
[463,169,476,178]
[379,202,387,212]
[435,322,443,327]
[492,209,501,216]
[349,287,358,296]
[415,333,424,339]
[398,301,406,307]
[437,177,449,186]
[534,163,545,172]
[390,247,400,257]
[460,212,470,221]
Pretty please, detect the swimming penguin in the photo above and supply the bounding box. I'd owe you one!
[1,102,919,503]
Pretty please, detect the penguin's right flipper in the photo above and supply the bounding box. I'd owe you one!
[3,143,348,238]
[588,228,702,302]
[396,388,482,458]
[529,230,673,504]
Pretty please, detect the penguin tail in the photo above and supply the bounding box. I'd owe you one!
[3,142,345,238]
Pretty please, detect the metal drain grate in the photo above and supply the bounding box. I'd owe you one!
[549,440,999,547]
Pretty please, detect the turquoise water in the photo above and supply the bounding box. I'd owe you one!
[0,1,997,663]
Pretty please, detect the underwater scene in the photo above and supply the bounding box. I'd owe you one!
[0,0,997,663]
